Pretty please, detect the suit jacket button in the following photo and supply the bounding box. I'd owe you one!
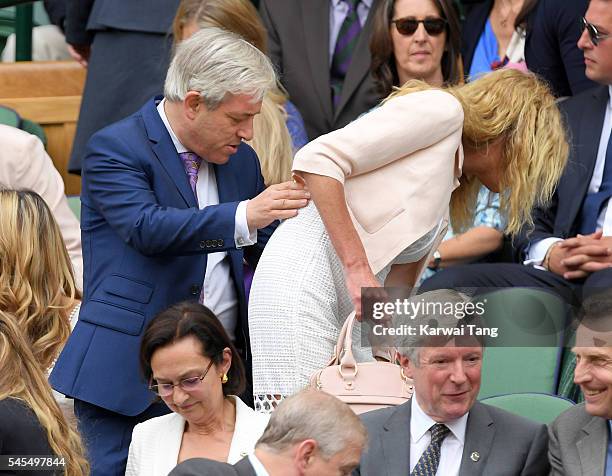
[205,240,213,247]
[218,239,224,247]
[190,285,200,295]
[199,241,206,249]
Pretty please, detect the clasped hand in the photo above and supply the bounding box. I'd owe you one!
[246,180,310,230]
[551,230,612,279]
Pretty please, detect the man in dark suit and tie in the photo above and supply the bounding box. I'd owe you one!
[421,0,612,300]
[50,28,309,476]
[549,296,612,475]
[64,0,181,173]
[169,390,366,476]
[356,290,549,476]
[259,0,381,141]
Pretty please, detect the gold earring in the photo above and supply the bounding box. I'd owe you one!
[221,373,228,384]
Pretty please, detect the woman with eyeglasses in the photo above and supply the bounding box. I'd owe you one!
[370,0,462,95]
[125,302,268,475]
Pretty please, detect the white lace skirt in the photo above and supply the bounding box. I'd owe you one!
[248,202,437,411]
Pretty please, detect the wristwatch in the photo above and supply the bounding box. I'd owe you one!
[428,250,442,271]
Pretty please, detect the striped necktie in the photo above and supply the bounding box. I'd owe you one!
[410,423,451,476]
[330,0,362,110]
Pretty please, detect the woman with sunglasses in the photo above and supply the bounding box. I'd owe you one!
[125,302,268,475]
[370,0,462,95]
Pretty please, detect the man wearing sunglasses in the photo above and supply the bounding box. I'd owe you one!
[421,0,612,318]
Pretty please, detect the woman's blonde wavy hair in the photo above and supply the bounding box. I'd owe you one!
[386,69,569,235]
[0,310,89,476]
[0,190,78,371]
[173,0,294,185]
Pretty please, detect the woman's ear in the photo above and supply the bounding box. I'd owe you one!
[221,347,232,374]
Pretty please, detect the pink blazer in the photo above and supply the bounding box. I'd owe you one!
[293,89,464,274]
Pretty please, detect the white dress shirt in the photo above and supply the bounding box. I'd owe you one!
[248,453,270,476]
[526,85,612,266]
[410,395,468,476]
[157,99,256,340]
[329,0,372,64]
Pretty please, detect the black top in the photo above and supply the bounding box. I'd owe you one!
[0,398,58,476]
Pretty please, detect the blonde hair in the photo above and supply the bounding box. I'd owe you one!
[387,69,569,235]
[0,311,89,475]
[173,0,294,185]
[0,190,77,371]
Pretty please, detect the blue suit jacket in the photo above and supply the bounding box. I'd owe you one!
[51,97,273,416]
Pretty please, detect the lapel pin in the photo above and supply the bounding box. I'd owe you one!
[470,452,480,462]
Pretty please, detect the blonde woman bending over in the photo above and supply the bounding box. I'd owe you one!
[0,310,89,475]
[248,69,569,411]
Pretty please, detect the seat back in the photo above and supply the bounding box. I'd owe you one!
[475,288,570,399]
[481,392,575,424]
[0,60,85,195]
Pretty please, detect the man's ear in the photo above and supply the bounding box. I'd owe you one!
[294,439,317,473]
[398,353,415,379]
[183,91,203,119]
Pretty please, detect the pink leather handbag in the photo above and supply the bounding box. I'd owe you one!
[309,311,414,414]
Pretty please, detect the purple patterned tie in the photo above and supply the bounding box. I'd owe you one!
[330,0,362,109]
[178,152,203,201]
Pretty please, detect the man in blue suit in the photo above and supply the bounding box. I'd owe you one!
[50,28,310,476]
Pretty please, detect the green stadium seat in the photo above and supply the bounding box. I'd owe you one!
[481,392,575,424]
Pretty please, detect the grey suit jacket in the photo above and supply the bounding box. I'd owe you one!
[169,457,257,476]
[259,0,382,141]
[549,403,608,476]
[355,400,550,476]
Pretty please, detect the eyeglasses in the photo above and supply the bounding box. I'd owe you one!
[149,360,215,397]
[581,17,611,46]
[391,17,447,36]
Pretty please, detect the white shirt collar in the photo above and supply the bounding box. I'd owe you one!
[331,0,373,9]
[411,394,468,445]
[608,85,612,110]
[248,453,270,476]
[156,98,188,154]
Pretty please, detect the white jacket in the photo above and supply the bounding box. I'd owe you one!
[125,396,269,476]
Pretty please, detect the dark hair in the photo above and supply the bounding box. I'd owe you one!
[515,0,538,30]
[370,0,462,96]
[140,301,246,396]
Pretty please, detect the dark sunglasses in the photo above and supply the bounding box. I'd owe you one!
[581,17,611,46]
[391,17,447,36]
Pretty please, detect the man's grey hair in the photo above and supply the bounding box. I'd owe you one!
[396,289,483,365]
[256,390,367,459]
[164,27,276,110]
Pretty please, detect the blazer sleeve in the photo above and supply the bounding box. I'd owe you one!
[65,0,95,45]
[83,131,241,257]
[4,129,83,290]
[292,89,464,183]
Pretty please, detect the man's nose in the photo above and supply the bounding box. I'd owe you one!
[448,360,468,384]
[237,117,254,142]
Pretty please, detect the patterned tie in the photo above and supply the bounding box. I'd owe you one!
[178,151,203,201]
[330,0,362,110]
[579,130,612,234]
[410,424,451,476]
